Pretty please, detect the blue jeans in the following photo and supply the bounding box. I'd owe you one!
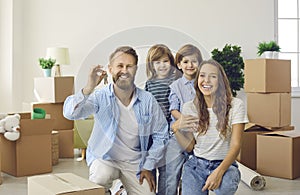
[182,155,240,195]
[157,136,188,195]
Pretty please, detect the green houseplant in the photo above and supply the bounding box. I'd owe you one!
[38,57,56,69]
[211,44,244,97]
[38,57,56,77]
[257,41,281,58]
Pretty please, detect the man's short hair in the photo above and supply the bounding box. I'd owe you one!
[109,46,138,65]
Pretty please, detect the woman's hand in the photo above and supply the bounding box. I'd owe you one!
[83,65,107,95]
[202,168,224,191]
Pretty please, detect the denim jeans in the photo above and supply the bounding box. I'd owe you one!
[182,155,240,195]
[157,136,188,195]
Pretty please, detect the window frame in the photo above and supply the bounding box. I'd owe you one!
[275,0,300,97]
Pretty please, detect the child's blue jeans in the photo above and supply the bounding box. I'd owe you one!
[157,136,188,195]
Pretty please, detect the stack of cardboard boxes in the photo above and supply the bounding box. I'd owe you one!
[0,76,105,194]
[32,76,75,159]
[29,76,106,194]
[0,113,54,177]
[238,59,300,179]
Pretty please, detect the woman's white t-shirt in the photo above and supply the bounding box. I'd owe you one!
[182,97,249,161]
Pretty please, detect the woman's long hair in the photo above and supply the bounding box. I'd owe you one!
[193,59,233,138]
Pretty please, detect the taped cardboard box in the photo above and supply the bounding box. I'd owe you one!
[28,173,105,195]
[34,76,74,103]
[32,102,74,130]
[247,93,291,127]
[244,59,291,93]
[0,113,54,177]
[257,131,300,179]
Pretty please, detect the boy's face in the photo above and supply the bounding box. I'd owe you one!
[177,54,199,80]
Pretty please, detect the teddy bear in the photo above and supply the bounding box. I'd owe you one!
[0,113,21,141]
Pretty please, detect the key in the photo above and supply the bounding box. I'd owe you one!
[103,74,108,85]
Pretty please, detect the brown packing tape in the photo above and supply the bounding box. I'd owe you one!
[50,174,82,191]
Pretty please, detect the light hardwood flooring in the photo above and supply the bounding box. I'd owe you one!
[0,150,300,195]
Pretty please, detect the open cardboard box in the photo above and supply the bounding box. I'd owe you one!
[237,124,272,170]
[28,173,105,195]
[0,113,54,177]
[257,130,300,179]
[32,102,74,130]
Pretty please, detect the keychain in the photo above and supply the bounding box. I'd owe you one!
[103,73,108,85]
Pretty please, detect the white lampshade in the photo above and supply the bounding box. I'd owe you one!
[46,47,70,65]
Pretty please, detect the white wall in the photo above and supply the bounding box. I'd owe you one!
[2,0,298,129]
[0,0,13,111]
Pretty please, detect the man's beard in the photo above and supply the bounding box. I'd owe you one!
[112,72,134,90]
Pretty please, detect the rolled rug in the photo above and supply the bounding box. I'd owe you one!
[237,161,266,191]
[31,108,46,119]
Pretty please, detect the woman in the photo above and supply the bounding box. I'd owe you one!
[172,59,248,195]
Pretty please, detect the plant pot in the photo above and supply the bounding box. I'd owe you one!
[42,68,52,77]
[272,51,280,59]
[262,51,273,59]
[31,108,46,119]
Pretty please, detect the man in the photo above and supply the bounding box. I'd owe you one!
[63,46,169,195]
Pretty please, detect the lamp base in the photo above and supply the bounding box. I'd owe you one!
[55,64,61,77]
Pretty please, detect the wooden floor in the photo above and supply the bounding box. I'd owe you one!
[0,150,300,195]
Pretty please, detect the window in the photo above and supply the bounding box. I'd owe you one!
[276,0,300,93]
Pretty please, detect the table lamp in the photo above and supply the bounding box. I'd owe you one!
[46,47,70,76]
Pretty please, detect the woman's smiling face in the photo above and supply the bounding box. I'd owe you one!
[198,63,219,96]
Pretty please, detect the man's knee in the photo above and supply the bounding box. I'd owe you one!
[89,170,112,185]
[89,160,117,188]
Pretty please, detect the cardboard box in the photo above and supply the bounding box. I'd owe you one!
[0,136,1,170]
[257,131,300,179]
[58,129,74,158]
[244,59,291,93]
[34,76,74,103]
[51,131,59,165]
[247,93,291,127]
[0,113,54,177]
[28,173,105,195]
[237,124,271,170]
[32,102,74,130]
[0,137,2,185]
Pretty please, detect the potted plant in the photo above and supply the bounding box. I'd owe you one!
[211,44,245,97]
[257,41,281,59]
[38,57,56,77]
